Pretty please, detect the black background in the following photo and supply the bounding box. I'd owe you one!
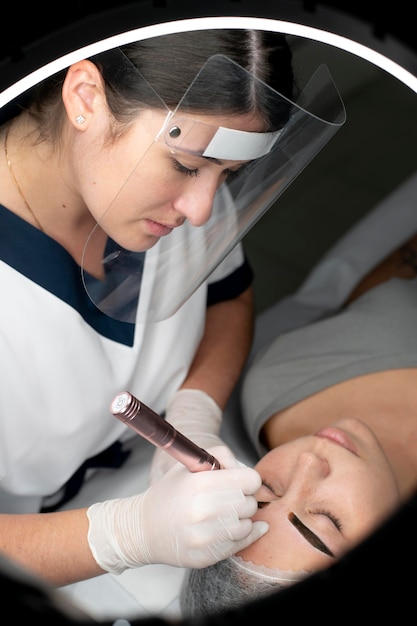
[1,1,416,621]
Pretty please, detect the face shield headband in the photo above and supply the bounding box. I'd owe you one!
[81,47,346,323]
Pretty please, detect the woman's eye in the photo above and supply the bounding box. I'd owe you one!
[314,508,343,532]
[171,158,200,177]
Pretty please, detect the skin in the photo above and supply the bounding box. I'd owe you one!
[0,59,260,585]
[238,247,417,576]
[2,60,262,275]
[261,368,417,500]
[241,417,401,573]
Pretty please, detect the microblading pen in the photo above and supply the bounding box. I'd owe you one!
[110,391,221,472]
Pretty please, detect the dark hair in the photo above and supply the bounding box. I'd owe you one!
[104,30,294,130]
[26,29,294,140]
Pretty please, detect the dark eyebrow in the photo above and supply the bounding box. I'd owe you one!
[203,155,252,168]
[204,156,223,165]
[288,512,335,558]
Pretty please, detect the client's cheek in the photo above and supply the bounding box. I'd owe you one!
[251,507,269,523]
[236,530,270,563]
[237,506,273,562]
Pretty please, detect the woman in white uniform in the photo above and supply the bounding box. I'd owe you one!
[0,28,345,586]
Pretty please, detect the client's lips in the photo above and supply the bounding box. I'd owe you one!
[314,426,358,455]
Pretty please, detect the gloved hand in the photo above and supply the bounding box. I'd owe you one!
[149,389,230,484]
[87,446,268,575]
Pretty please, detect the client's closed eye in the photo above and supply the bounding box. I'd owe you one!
[255,482,280,507]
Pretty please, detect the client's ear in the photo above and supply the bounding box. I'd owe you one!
[62,59,106,129]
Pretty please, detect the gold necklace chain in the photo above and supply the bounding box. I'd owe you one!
[4,122,44,232]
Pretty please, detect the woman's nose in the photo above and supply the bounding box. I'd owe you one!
[285,452,331,501]
[173,179,218,226]
[291,451,331,491]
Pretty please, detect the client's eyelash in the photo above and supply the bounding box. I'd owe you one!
[314,508,343,532]
[257,481,281,508]
[258,501,269,509]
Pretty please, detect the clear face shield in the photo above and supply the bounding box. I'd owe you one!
[81,47,346,323]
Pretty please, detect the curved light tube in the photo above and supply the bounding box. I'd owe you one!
[1,15,416,109]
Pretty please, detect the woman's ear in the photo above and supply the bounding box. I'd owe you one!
[61,59,105,129]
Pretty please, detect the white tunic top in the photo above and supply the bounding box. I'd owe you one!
[0,204,252,511]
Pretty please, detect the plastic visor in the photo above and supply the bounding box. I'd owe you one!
[82,49,346,323]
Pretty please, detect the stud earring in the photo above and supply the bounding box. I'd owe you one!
[75,115,85,125]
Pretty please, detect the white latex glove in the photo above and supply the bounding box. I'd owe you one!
[87,446,268,575]
[149,389,230,484]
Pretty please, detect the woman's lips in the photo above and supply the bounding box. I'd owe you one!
[314,426,358,455]
[144,219,174,237]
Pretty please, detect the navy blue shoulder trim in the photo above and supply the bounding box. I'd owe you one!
[207,255,254,307]
[0,205,135,346]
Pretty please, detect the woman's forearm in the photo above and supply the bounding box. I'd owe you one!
[0,508,104,587]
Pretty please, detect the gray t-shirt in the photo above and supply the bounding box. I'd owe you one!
[241,277,417,455]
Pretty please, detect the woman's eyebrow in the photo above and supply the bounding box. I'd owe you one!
[204,156,223,165]
[288,512,335,558]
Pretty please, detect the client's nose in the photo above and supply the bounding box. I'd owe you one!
[296,451,331,481]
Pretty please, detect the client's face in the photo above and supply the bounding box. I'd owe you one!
[239,417,400,573]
